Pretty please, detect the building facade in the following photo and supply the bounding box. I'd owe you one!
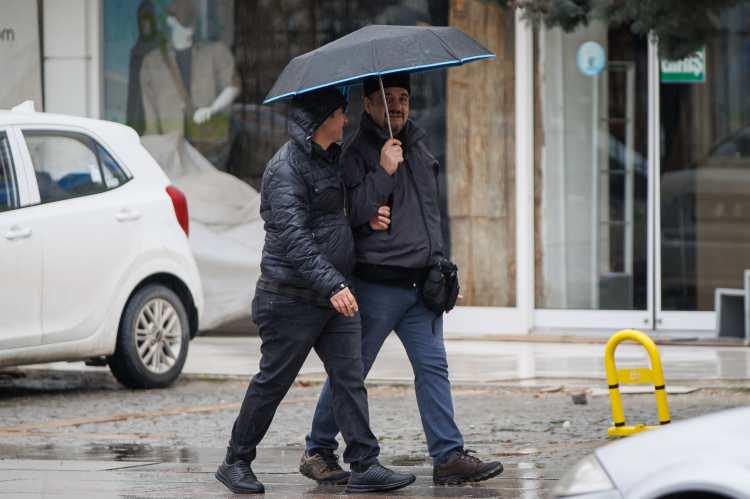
[4,0,750,338]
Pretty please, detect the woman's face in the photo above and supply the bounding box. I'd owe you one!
[166,15,194,50]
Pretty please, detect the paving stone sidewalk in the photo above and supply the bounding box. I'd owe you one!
[2,365,750,498]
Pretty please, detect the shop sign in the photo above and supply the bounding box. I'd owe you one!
[577,41,607,77]
[661,48,705,83]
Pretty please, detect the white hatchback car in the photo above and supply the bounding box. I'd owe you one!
[0,104,203,388]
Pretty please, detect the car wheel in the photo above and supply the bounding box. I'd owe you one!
[109,284,190,389]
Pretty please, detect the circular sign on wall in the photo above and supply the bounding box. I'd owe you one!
[576,41,606,76]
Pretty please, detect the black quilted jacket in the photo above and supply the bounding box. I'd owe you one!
[257,105,353,298]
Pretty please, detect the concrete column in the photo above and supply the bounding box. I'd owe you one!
[43,0,100,117]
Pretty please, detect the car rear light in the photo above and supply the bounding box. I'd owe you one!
[165,185,189,236]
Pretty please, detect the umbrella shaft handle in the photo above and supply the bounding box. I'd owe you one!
[378,75,394,139]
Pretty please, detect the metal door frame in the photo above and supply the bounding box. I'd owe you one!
[651,35,716,335]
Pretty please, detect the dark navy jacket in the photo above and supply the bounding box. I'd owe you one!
[257,105,353,298]
[342,112,444,269]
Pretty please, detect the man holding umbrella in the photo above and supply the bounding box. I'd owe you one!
[215,87,415,494]
[300,73,504,486]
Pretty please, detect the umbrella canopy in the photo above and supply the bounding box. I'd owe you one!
[263,24,494,105]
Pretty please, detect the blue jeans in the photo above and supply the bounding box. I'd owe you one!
[305,278,464,464]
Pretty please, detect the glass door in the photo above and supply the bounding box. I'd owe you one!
[534,23,652,330]
[656,5,750,333]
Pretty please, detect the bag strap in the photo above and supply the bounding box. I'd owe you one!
[160,45,193,110]
[433,161,440,197]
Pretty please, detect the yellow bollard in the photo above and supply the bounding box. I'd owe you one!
[604,329,671,437]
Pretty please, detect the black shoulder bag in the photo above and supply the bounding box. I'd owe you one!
[422,257,460,315]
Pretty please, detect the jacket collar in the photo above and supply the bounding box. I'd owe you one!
[359,111,426,148]
[312,141,342,166]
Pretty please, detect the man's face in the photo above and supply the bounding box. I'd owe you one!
[318,107,348,144]
[364,87,410,135]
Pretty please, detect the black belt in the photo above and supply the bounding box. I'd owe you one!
[256,276,331,308]
[354,263,429,289]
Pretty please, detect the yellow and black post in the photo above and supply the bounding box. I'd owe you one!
[604,329,671,437]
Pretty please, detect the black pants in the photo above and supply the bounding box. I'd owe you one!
[229,289,380,465]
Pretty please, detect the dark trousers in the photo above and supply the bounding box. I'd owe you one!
[306,278,464,464]
[229,289,380,465]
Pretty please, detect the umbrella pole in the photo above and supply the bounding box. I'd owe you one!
[378,75,394,139]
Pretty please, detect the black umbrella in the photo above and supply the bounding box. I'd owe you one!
[264,24,494,138]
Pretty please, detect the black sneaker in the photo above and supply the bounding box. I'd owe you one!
[299,449,351,484]
[433,449,503,485]
[215,459,265,494]
[345,462,416,493]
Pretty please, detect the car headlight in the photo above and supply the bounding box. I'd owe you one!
[554,454,616,497]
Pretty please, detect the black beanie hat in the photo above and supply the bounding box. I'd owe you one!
[291,87,347,131]
[362,72,411,98]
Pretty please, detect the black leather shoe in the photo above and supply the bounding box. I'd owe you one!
[345,462,416,493]
[215,459,265,494]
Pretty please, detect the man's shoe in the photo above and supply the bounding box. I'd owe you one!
[345,462,416,493]
[433,449,503,485]
[299,449,350,484]
[215,459,265,494]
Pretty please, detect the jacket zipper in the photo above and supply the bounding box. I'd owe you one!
[341,174,349,217]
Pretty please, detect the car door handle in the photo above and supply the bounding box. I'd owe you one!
[4,225,32,240]
[115,208,142,222]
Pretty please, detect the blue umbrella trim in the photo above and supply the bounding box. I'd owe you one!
[263,53,495,104]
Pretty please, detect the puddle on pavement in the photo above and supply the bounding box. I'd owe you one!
[0,444,553,498]
[0,443,216,463]
[0,369,120,396]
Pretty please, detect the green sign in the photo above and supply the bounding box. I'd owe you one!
[661,48,705,83]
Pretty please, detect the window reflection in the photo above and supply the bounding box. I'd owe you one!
[660,5,750,311]
[103,0,516,308]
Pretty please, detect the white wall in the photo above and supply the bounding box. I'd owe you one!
[42,0,100,118]
[0,0,43,110]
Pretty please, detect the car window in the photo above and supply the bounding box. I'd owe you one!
[97,144,130,188]
[0,132,19,212]
[24,132,106,203]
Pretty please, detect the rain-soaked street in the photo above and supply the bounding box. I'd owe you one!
[2,363,750,498]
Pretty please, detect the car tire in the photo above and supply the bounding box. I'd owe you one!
[109,284,190,389]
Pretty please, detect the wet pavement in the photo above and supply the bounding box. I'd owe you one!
[3,373,750,498]
[0,444,549,498]
[3,336,750,497]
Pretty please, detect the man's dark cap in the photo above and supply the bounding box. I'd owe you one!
[362,72,411,98]
[291,87,347,131]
